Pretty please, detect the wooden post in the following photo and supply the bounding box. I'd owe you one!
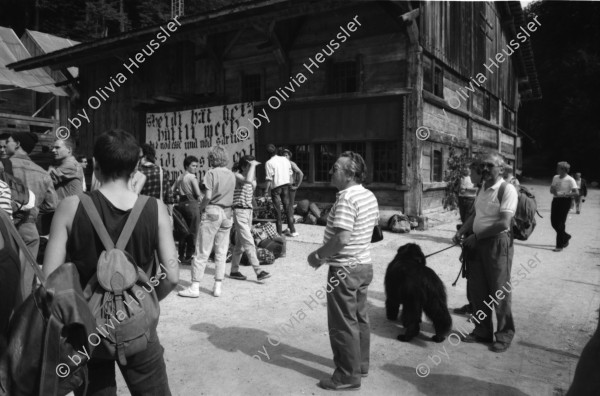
[403,10,423,216]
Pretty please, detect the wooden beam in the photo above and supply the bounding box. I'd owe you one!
[222,29,246,60]
[0,112,57,128]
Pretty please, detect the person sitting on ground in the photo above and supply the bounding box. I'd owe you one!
[573,172,587,215]
[178,145,236,298]
[48,138,84,201]
[172,155,203,263]
[229,155,271,282]
[42,128,179,395]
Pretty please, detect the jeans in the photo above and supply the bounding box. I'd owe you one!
[231,209,261,274]
[192,205,233,282]
[551,197,572,248]
[75,339,170,396]
[271,184,295,234]
[327,264,373,385]
[468,232,515,344]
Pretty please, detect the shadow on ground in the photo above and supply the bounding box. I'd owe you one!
[382,364,531,396]
[191,322,332,379]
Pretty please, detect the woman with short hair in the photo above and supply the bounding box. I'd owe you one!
[172,155,202,262]
[179,146,236,298]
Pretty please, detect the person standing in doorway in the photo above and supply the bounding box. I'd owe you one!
[265,144,297,237]
[550,161,578,251]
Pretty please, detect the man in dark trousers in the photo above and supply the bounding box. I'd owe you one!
[454,151,518,353]
[264,144,297,237]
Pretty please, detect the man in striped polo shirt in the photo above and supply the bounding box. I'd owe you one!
[308,151,379,391]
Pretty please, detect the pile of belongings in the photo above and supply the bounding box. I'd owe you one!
[227,222,286,266]
[293,199,331,226]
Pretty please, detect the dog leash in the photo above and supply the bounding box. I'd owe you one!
[424,243,459,258]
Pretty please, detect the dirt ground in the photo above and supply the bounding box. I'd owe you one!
[117,179,600,395]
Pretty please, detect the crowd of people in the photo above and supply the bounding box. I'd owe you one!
[0,126,593,393]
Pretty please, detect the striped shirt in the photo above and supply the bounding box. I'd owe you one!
[0,180,12,218]
[323,184,379,266]
[233,181,254,209]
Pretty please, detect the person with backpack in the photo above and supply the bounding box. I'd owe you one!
[550,161,579,251]
[42,129,179,396]
[453,151,517,353]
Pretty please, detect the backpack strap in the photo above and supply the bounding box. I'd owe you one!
[79,194,149,251]
[115,195,149,250]
[498,181,508,205]
[79,194,116,251]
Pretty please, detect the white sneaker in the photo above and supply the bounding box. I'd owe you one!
[213,281,222,297]
[178,287,200,298]
[289,232,299,237]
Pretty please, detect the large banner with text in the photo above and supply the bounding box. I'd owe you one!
[145,102,254,183]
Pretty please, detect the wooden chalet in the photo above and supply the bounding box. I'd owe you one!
[8,0,541,215]
[0,27,78,166]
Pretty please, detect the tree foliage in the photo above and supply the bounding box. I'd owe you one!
[520,0,600,181]
[442,146,473,212]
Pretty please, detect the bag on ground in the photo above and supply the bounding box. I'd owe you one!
[388,214,411,233]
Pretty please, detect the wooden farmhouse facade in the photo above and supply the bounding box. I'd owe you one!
[8,0,540,215]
